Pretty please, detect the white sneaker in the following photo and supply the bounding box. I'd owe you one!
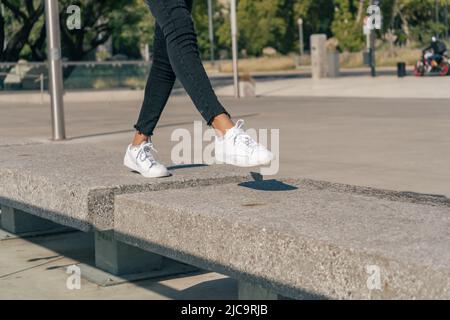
[124,141,170,178]
[215,119,274,167]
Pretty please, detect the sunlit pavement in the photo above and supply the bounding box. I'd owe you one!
[0,231,236,299]
[216,74,450,99]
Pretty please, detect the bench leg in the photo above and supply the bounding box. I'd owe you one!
[94,230,164,276]
[1,205,61,234]
[238,281,281,300]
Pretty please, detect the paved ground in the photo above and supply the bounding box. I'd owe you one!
[1,94,449,197]
[217,75,450,99]
[0,231,236,299]
[1,68,443,104]
[1,87,449,299]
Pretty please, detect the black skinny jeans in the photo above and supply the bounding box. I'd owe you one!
[134,0,229,136]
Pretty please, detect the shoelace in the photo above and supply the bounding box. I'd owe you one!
[229,120,258,153]
[137,142,158,168]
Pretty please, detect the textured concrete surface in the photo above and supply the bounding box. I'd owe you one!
[0,142,253,231]
[114,178,450,299]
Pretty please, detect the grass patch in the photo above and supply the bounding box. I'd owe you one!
[340,47,422,68]
[206,56,298,73]
[204,47,425,73]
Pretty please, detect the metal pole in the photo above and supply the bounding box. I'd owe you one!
[40,74,44,105]
[370,34,376,77]
[230,0,240,98]
[298,18,304,57]
[45,0,66,140]
[436,0,440,38]
[446,0,449,39]
[369,0,376,77]
[1,3,6,51]
[207,0,215,63]
[436,0,439,24]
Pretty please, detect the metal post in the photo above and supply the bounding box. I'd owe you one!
[45,0,66,140]
[1,3,7,51]
[40,74,44,105]
[230,0,240,98]
[446,0,449,39]
[435,0,440,38]
[297,18,304,57]
[207,0,215,63]
[369,0,376,77]
[369,34,376,77]
[436,0,440,24]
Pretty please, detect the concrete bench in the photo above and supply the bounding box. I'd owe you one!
[0,142,253,277]
[113,178,450,299]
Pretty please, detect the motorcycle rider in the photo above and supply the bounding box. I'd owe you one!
[423,36,447,69]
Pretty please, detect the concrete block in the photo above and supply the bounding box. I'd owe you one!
[0,143,253,232]
[114,178,450,299]
[327,52,340,78]
[94,230,164,276]
[1,205,62,234]
[310,34,328,79]
[239,81,256,97]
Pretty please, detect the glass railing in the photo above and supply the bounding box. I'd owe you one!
[0,61,155,91]
[1,59,287,93]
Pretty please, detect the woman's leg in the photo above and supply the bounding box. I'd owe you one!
[133,23,177,145]
[125,0,272,175]
[143,0,231,132]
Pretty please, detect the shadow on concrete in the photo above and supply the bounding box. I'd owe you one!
[67,129,134,141]
[0,229,239,299]
[135,273,239,300]
[167,164,208,170]
[0,198,325,300]
[238,179,298,192]
[0,231,94,281]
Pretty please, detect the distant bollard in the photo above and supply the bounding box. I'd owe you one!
[327,52,340,78]
[363,51,371,66]
[310,34,327,79]
[239,73,256,97]
[397,62,406,78]
[326,38,340,78]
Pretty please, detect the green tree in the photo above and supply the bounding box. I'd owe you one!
[0,0,153,62]
[237,0,279,56]
[58,0,147,61]
[331,0,365,52]
[271,0,297,54]
[293,0,335,51]
[391,0,448,45]
[217,0,293,57]
[192,0,226,60]
[0,0,44,61]
[110,0,154,59]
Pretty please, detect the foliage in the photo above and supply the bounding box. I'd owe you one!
[1,0,450,61]
[331,0,365,52]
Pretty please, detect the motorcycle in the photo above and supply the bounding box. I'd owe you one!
[414,50,450,76]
